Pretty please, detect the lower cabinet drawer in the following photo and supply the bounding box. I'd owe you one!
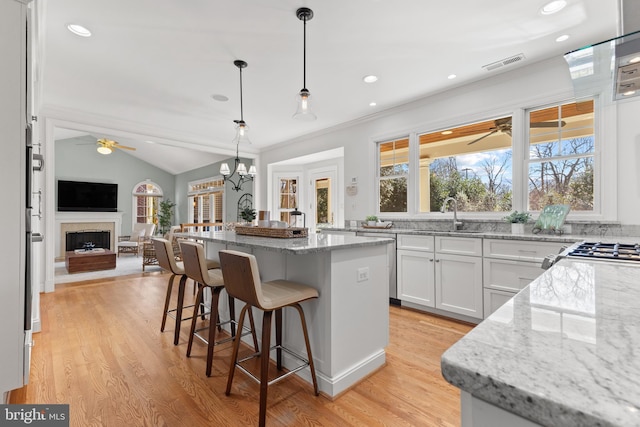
[483,288,516,318]
[483,258,543,293]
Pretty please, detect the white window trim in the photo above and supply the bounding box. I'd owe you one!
[131,180,163,228]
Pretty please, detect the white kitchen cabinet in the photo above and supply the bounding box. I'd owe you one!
[435,252,483,319]
[482,239,568,317]
[397,249,435,307]
[398,235,483,321]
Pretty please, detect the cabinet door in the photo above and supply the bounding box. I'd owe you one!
[483,289,516,318]
[397,249,435,307]
[435,253,483,319]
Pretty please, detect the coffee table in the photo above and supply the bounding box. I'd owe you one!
[65,249,116,274]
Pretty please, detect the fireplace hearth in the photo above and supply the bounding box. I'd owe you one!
[66,230,111,252]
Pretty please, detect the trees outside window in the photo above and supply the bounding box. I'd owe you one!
[378,138,409,213]
[527,100,595,211]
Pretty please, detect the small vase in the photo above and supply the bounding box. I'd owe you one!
[367,221,377,226]
[511,223,525,234]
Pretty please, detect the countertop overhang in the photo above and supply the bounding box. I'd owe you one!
[441,257,640,427]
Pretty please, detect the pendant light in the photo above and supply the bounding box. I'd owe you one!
[293,7,316,121]
[220,60,257,191]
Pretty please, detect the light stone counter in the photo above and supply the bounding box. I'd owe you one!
[441,258,640,427]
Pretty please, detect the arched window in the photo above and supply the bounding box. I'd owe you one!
[132,181,163,226]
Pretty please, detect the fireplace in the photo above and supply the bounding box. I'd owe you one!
[65,230,111,252]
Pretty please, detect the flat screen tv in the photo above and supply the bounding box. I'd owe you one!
[57,180,118,212]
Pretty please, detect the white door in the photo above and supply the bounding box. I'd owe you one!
[308,167,337,230]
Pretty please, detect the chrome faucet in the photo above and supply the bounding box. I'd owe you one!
[441,197,463,230]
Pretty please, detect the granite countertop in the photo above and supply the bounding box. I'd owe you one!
[175,230,393,255]
[320,226,596,244]
[441,258,640,427]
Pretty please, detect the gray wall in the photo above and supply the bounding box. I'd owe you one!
[175,157,254,225]
[55,136,176,235]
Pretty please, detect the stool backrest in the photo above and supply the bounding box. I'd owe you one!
[219,250,265,309]
[152,238,180,274]
[179,241,209,285]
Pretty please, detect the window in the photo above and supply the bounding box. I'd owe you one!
[378,137,409,213]
[278,177,298,224]
[418,116,513,213]
[527,99,595,211]
[188,178,224,227]
[375,97,598,217]
[133,181,162,226]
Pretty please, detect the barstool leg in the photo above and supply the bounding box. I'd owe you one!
[292,303,319,396]
[259,310,273,427]
[174,274,188,345]
[187,283,204,357]
[275,308,283,370]
[225,304,249,396]
[247,307,259,352]
[206,286,223,377]
[160,273,177,332]
[228,294,236,336]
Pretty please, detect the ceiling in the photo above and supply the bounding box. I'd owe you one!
[41,0,621,174]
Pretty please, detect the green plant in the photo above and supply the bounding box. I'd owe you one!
[365,215,379,222]
[503,210,531,224]
[158,199,176,235]
[240,207,257,222]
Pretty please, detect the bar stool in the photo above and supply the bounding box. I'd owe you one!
[180,241,258,377]
[153,238,220,345]
[219,250,319,427]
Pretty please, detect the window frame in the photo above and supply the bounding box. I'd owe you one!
[132,181,163,228]
[373,94,608,220]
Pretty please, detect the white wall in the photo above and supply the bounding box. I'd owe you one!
[258,56,639,225]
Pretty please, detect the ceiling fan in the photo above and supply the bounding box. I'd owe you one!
[96,138,136,154]
[467,118,566,145]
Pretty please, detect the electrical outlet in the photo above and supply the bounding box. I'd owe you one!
[357,267,369,282]
[349,220,357,228]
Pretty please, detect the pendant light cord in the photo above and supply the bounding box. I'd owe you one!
[302,15,307,90]
[239,66,245,122]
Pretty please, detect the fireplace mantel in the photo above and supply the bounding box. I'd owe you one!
[55,212,124,259]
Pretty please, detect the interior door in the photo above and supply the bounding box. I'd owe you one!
[309,167,337,230]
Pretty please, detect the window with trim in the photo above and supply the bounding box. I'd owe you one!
[188,178,224,227]
[378,137,409,213]
[133,182,163,226]
[527,99,594,211]
[418,116,513,213]
[376,97,597,216]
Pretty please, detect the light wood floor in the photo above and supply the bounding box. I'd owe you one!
[11,271,473,426]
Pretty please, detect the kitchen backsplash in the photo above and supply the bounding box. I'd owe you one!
[345,218,640,238]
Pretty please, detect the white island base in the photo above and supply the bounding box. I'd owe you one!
[200,236,391,398]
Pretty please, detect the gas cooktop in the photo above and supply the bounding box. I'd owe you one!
[566,242,640,262]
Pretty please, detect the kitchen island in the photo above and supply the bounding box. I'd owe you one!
[176,230,394,397]
[441,257,640,426]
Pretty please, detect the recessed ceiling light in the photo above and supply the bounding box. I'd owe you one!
[67,24,92,37]
[369,102,377,107]
[363,75,378,83]
[441,130,453,135]
[555,34,570,42]
[447,74,457,80]
[623,90,636,96]
[629,57,640,64]
[211,94,229,102]
[540,0,567,15]
[145,140,155,144]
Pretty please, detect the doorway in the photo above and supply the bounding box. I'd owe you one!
[309,167,337,231]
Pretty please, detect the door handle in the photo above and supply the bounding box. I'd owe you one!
[33,153,44,171]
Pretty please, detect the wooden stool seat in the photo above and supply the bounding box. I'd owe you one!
[219,250,319,427]
[180,241,258,377]
[153,238,220,346]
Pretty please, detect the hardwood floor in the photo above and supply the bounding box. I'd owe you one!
[11,271,473,426]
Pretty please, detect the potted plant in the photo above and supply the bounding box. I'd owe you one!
[365,215,378,226]
[158,199,176,235]
[240,207,257,225]
[503,211,531,234]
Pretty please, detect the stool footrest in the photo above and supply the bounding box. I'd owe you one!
[192,319,254,346]
[236,345,311,387]
[166,304,196,322]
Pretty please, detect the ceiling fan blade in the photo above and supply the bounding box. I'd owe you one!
[467,128,499,145]
[114,143,136,151]
[530,120,566,128]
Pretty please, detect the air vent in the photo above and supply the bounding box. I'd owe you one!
[482,53,526,71]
